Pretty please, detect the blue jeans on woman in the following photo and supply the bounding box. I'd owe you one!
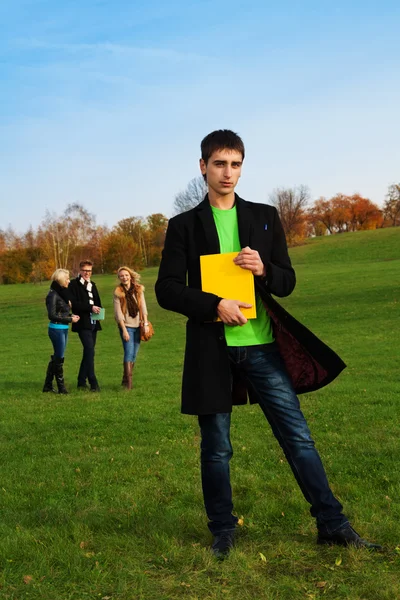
[198,344,348,536]
[120,327,141,362]
[48,327,69,359]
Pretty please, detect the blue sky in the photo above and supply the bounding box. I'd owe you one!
[1,0,399,232]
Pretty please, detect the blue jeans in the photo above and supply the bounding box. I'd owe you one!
[198,344,348,536]
[48,327,68,358]
[119,327,140,362]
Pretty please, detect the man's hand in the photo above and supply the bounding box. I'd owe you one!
[233,246,266,277]
[92,306,101,314]
[217,299,253,326]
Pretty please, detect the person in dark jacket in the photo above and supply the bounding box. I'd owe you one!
[155,129,381,558]
[68,260,102,392]
[43,269,80,394]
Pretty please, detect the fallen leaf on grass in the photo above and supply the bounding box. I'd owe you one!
[23,575,33,585]
[335,556,342,566]
[155,450,160,455]
[316,581,327,588]
[238,516,244,527]
[259,552,267,562]
[79,541,87,549]
[180,582,191,587]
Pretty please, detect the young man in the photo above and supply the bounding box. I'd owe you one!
[155,130,381,558]
[69,260,102,392]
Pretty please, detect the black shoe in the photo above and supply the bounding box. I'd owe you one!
[211,531,235,559]
[317,525,382,550]
[77,383,89,390]
[90,385,101,392]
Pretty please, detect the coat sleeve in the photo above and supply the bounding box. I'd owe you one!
[113,294,125,326]
[46,292,72,324]
[261,208,296,298]
[155,217,222,321]
[140,291,148,319]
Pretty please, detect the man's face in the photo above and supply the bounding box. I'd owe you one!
[80,265,92,281]
[199,149,243,196]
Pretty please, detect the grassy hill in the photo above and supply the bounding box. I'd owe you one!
[0,228,399,599]
[290,227,400,264]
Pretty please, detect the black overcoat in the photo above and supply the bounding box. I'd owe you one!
[155,195,346,415]
[68,277,102,332]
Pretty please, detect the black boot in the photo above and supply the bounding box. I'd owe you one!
[54,357,68,394]
[43,355,56,393]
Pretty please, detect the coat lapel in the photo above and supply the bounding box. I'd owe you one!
[196,196,220,255]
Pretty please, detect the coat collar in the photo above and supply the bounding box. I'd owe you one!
[195,193,254,253]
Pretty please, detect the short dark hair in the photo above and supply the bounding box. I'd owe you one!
[79,260,93,269]
[200,129,245,164]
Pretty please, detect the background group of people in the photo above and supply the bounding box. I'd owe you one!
[43,260,148,394]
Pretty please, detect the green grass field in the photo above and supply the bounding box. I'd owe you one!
[0,228,399,599]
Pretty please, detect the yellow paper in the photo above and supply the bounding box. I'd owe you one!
[200,252,257,319]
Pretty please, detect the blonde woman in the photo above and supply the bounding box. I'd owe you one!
[113,266,149,389]
[43,269,80,394]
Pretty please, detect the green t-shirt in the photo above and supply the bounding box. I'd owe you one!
[211,204,274,347]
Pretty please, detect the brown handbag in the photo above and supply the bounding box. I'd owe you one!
[137,289,154,342]
[140,321,154,342]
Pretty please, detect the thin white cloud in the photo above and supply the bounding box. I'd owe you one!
[14,38,207,62]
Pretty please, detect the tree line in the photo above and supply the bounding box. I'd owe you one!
[0,204,168,284]
[1,181,399,284]
[173,179,400,245]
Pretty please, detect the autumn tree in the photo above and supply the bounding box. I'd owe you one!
[102,231,142,273]
[331,194,352,232]
[37,204,97,273]
[143,213,168,266]
[87,225,110,274]
[113,217,147,265]
[173,176,207,215]
[349,195,382,230]
[383,184,400,226]
[0,230,6,254]
[269,185,310,244]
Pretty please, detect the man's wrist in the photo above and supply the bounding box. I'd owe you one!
[256,265,266,278]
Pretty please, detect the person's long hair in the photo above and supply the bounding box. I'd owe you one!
[117,266,140,286]
[116,266,143,317]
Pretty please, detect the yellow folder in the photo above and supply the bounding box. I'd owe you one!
[200,252,257,319]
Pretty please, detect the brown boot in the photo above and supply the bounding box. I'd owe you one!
[123,362,133,390]
[129,362,134,389]
[121,362,128,387]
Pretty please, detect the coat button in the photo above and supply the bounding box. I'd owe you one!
[218,335,224,341]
